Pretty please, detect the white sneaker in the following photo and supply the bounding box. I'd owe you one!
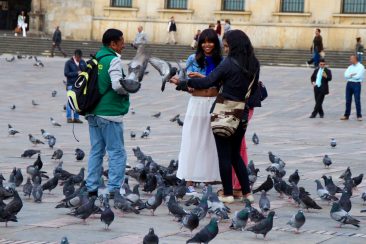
[186,186,197,195]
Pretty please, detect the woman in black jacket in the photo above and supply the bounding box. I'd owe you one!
[171,30,259,203]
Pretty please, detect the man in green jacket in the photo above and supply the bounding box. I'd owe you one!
[86,29,130,198]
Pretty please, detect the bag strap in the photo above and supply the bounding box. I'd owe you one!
[95,53,120,95]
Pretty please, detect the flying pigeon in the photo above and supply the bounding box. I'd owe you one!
[148,57,177,92]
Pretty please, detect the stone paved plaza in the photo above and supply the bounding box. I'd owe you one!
[0,55,365,244]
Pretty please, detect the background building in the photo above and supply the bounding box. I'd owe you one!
[1,0,365,50]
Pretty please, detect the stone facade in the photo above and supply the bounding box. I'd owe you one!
[29,0,366,50]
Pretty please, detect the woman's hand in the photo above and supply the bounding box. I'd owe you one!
[188,72,205,78]
[169,75,180,85]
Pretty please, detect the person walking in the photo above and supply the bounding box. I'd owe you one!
[356,37,364,63]
[166,16,177,44]
[64,49,86,123]
[340,55,365,121]
[309,58,332,118]
[176,29,222,195]
[131,26,148,49]
[171,30,258,204]
[51,26,67,57]
[86,29,130,198]
[223,19,231,34]
[306,28,323,68]
[215,20,222,36]
[15,11,27,37]
[190,29,201,50]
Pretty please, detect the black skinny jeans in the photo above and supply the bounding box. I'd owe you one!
[214,123,251,196]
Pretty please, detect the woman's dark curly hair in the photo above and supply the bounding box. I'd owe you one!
[195,28,222,70]
[223,29,259,78]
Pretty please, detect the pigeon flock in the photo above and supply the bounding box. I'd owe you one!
[1,52,366,244]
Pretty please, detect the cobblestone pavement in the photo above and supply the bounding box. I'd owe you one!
[0,55,365,244]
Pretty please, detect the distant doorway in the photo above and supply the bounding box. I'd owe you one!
[0,0,31,30]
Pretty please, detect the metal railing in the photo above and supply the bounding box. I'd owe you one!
[281,0,304,12]
[342,0,366,13]
[166,0,187,9]
[222,0,245,11]
[110,0,132,8]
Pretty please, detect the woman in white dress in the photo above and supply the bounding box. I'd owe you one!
[176,29,222,194]
[16,11,27,37]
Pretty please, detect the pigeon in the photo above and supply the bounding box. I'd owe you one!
[3,190,23,222]
[51,90,57,97]
[138,188,164,215]
[23,178,33,198]
[100,195,114,230]
[339,189,352,212]
[185,196,200,206]
[32,100,39,106]
[152,112,161,118]
[315,180,338,202]
[339,167,352,180]
[141,126,151,138]
[291,183,301,206]
[130,108,135,115]
[148,56,176,92]
[361,191,366,204]
[246,211,275,239]
[48,136,56,149]
[68,196,97,222]
[186,217,218,244]
[352,174,363,188]
[130,131,136,139]
[8,124,19,136]
[330,138,336,148]
[33,57,44,67]
[21,149,40,158]
[51,149,63,160]
[32,177,43,202]
[330,202,360,228]
[252,133,259,145]
[167,193,188,221]
[125,45,150,83]
[190,196,209,221]
[40,129,53,140]
[287,210,306,233]
[181,213,200,236]
[33,154,43,170]
[253,175,273,194]
[29,134,44,145]
[42,174,60,193]
[69,168,85,185]
[14,168,23,187]
[323,155,332,168]
[170,114,180,122]
[288,169,300,185]
[113,189,140,214]
[143,228,159,244]
[10,105,16,110]
[6,56,15,62]
[230,208,249,231]
[60,237,69,244]
[259,191,271,213]
[63,178,75,198]
[50,117,61,126]
[75,148,85,161]
[177,117,184,126]
[322,175,342,196]
[299,187,322,211]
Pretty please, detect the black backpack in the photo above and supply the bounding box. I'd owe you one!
[67,54,115,116]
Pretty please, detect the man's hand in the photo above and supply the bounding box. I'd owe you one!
[170,75,180,85]
[188,72,205,78]
[312,82,316,87]
[322,72,327,78]
[350,73,357,77]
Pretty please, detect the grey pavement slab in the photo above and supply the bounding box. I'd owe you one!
[0,54,365,243]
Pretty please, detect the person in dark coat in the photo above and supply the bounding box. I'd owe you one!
[64,49,86,123]
[309,58,332,118]
[51,26,67,57]
[307,28,323,68]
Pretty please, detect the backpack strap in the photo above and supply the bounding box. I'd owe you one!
[94,53,121,95]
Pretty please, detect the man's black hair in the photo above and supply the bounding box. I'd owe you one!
[319,58,325,63]
[74,49,82,57]
[102,29,123,46]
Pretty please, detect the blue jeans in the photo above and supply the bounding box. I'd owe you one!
[345,82,362,118]
[66,85,79,120]
[307,51,320,67]
[357,53,363,63]
[86,115,127,193]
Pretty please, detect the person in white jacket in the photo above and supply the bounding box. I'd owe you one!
[15,11,27,37]
[166,16,177,44]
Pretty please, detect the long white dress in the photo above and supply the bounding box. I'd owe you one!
[176,54,221,182]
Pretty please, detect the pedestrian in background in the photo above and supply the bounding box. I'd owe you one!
[340,55,365,121]
[356,37,364,63]
[64,49,86,123]
[307,28,323,68]
[131,25,148,49]
[166,16,177,44]
[309,58,332,118]
[224,19,231,34]
[51,26,67,57]
[15,11,27,37]
[215,20,222,36]
[190,29,201,50]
